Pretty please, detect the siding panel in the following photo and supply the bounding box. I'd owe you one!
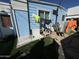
[14,10,29,36]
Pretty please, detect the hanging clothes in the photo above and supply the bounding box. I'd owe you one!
[66,20,73,33]
[59,21,65,32]
[40,18,46,31]
[32,14,40,23]
[72,20,77,32]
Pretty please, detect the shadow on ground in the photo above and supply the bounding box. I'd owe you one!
[61,32,79,59]
[0,35,17,55]
[20,38,59,59]
[0,36,59,59]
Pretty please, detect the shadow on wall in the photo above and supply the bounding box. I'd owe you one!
[61,32,79,59]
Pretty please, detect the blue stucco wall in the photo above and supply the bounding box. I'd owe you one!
[11,1,66,37]
[13,10,29,36]
[29,2,66,30]
[57,9,66,22]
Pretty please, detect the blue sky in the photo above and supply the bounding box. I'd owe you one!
[42,0,79,9]
[0,0,10,3]
[0,0,79,9]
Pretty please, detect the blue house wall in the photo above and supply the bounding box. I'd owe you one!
[29,2,66,30]
[0,0,66,37]
[13,10,29,37]
[10,0,29,37]
[0,0,66,47]
[58,9,66,22]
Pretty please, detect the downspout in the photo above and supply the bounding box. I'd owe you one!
[55,7,58,24]
[27,0,32,35]
[55,0,64,24]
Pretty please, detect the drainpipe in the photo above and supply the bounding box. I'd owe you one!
[55,7,58,24]
[55,0,64,24]
[27,0,32,35]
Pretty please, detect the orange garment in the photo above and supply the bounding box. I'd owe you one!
[66,27,69,33]
[66,20,70,33]
[66,20,73,33]
[72,20,77,32]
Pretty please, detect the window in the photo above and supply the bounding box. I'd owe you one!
[62,15,65,21]
[1,15,12,28]
[39,10,44,19]
[45,11,49,20]
[53,10,58,16]
[39,10,49,20]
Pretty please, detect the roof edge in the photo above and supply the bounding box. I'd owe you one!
[29,0,66,11]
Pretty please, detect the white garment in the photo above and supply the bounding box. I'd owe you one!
[59,21,65,32]
[50,27,54,32]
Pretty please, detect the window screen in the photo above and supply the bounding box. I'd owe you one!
[39,10,49,20]
[1,15,12,28]
[39,10,44,19]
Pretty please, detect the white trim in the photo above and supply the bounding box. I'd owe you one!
[9,13,14,28]
[0,2,10,6]
[11,10,19,37]
[66,15,79,19]
[0,3,10,12]
[16,34,44,48]
[11,1,27,11]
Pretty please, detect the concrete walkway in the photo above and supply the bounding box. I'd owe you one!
[49,32,69,45]
[49,32,70,59]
